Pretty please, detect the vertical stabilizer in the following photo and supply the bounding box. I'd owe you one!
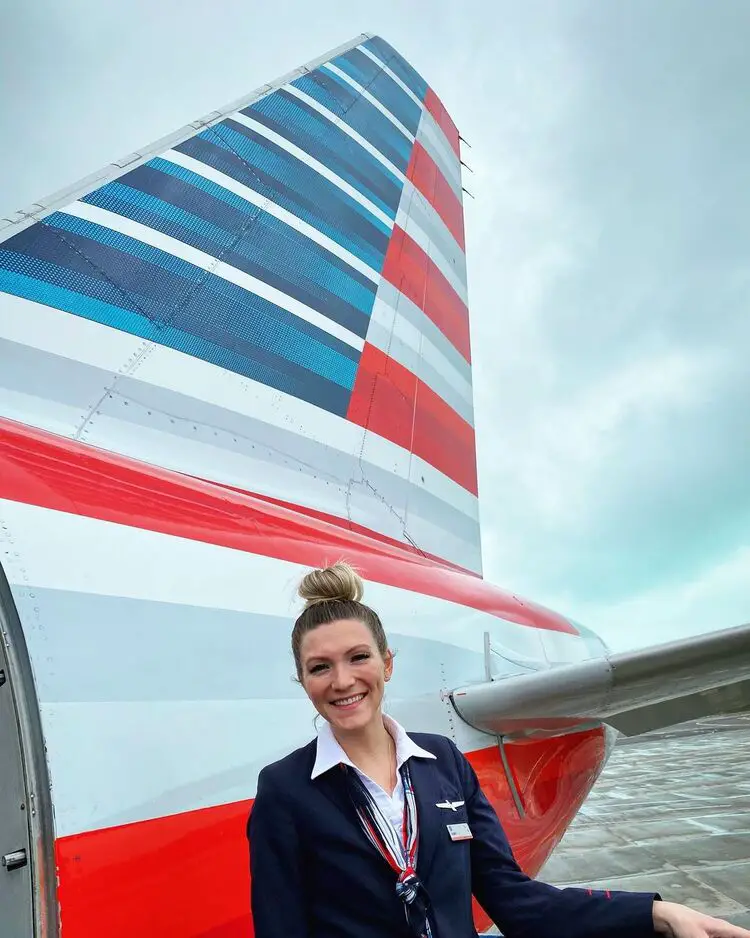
[0,35,480,573]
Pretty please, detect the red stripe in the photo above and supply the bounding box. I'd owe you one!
[424,87,461,157]
[198,482,478,576]
[0,417,577,633]
[55,798,253,938]
[382,226,471,363]
[52,730,605,937]
[347,343,478,495]
[407,141,465,250]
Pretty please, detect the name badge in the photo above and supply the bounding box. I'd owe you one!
[447,822,473,842]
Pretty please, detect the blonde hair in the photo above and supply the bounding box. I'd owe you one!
[298,561,364,607]
[291,562,388,678]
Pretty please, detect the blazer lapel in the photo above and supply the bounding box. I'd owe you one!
[312,748,451,879]
[409,756,444,878]
[313,764,362,829]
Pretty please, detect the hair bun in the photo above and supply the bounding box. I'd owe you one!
[298,562,364,608]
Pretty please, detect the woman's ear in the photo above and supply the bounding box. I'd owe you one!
[384,648,394,681]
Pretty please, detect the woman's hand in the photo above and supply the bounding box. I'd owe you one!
[653,901,750,937]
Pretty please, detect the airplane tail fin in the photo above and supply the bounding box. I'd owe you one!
[0,34,480,574]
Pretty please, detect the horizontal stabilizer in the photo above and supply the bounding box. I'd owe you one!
[450,623,750,738]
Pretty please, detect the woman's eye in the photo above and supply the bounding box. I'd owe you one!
[352,653,371,662]
[309,663,328,674]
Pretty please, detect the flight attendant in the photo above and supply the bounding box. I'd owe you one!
[248,563,749,938]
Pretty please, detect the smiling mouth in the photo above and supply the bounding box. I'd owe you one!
[331,693,367,709]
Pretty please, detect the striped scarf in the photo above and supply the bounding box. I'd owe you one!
[344,760,435,938]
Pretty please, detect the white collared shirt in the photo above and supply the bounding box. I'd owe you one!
[311,715,436,834]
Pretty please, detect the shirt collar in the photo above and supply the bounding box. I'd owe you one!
[310,714,436,780]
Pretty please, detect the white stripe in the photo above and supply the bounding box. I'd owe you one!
[402,176,465,255]
[58,200,365,352]
[396,196,469,304]
[366,320,475,426]
[163,149,380,284]
[369,296,473,406]
[283,84,406,184]
[399,176,467,277]
[36,699,316,836]
[417,112,462,197]
[0,293,480,525]
[1,395,481,571]
[227,111,393,231]
[322,63,416,142]
[0,500,559,646]
[357,44,423,108]
[2,502,569,835]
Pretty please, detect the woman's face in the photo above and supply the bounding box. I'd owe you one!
[299,618,393,735]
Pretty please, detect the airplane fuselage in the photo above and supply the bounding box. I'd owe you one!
[0,414,614,937]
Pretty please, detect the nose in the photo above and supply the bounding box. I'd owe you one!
[330,662,355,691]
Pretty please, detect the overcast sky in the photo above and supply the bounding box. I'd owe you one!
[2,0,748,652]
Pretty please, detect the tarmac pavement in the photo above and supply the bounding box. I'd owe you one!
[537,715,750,929]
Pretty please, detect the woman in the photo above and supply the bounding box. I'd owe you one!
[248,562,749,938]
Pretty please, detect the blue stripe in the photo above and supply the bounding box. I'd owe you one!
[137,160,379,307]
[215,120,394,242]
[332,49,422,136]
[362,38,429,102]
[40,213,359,373]
[245,89,402,219]
[85,179,239,249]
[177,125,390,272]
[0,264,352,415]
[0,221,359,394]
[293,71,412,173]
[150,157,384,310]
[83,167,375,337]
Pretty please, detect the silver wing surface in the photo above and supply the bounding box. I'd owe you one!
[451,622,750,738]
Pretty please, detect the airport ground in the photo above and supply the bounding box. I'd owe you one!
[536,714,750,929]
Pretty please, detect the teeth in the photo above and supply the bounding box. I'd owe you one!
[333,694,365,707]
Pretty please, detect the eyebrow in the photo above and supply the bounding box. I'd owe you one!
[305,644,372,664]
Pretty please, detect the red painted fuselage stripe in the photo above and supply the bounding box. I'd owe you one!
[0,417,577,633]
[347,343,478,495]
[382,226,471,363]
[201,482,480,576]
[407,142,466,251]
[52,729,607,938]
[424,87,461,157]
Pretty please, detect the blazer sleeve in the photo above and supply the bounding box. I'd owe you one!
[447,739,660,938]
[247,766,309,938]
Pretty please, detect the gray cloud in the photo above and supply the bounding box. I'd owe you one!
[1,0,748,650]
[461,2,750,645]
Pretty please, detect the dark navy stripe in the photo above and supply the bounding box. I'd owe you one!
[43,212,359,368]
[0,246,354,415]
[215,119,394,242]
[362,38,428,102]
[177,125,390,272]
[292,71,412,173]
[150,154,384,287]
[84,167,375,337]
[244,89,402,218]
[1,218,359,389]
[217,117,392,245]
[332,49,422,136]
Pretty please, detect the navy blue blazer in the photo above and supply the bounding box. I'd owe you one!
[247,731,659,938]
